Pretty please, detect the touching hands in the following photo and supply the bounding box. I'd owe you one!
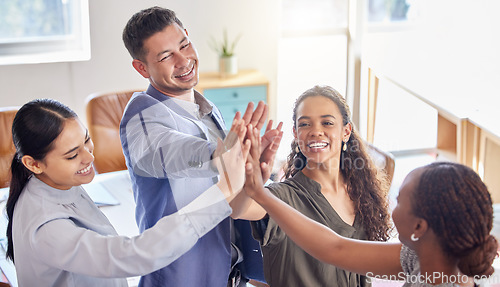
[214,118,250,200]
[259,120,283,181]
[241,101,283,182]
[243,126,271,202]
[216,102,282,206]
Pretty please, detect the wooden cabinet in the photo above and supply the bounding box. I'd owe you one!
[197,70,268,124]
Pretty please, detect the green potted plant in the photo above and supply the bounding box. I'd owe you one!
[209,29,242,77]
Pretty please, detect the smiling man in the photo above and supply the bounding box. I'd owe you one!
[120,6,273,287]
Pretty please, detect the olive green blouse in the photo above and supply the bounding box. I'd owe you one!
[252,171,370,287]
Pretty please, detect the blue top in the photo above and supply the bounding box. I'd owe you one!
[120,85,264,286]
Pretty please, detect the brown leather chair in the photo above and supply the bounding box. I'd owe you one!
[0,107,19,188]
[85,90,140,174]
[366,142,396,186]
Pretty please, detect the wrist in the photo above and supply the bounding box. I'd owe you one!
[252,186,271,205]
[216,180,230,198]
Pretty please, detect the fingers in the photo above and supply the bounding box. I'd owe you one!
[247,124,261,160]
[241,101,268,131]
[265,119,274,134]
[241,102,255,125]
[241,138,251,162]
[270,129,283,153]
[253,102,268,131]
[225,118,246,151]
[232,111,242,122]
[276,121,283,132]
[261,121,283,151]
[244,136,259,189]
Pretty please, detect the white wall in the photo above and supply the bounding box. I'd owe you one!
[360,0,500,151]
[0,0,280,123]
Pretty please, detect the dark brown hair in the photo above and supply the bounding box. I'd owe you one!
[412,162,498,276]
[6,99,77,262]
[283,85,391,241]
[123,6,184,61]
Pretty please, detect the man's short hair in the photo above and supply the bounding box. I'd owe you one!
[123,6,184,61]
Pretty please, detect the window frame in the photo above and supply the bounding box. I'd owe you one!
[0,0,91,66]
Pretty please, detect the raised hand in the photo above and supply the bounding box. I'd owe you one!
[213,112,247,160]
[244,126,270,201]
[214,117,250,200]
[241,101,268,131]
[259,120,283,181]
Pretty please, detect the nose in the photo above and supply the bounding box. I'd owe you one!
[83,141,95,163]
[83,148,95,164]
[174,53,190,69]
[309,123,325,137]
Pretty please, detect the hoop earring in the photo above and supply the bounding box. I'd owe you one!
[410,233,419,242]
[342,140,347,152]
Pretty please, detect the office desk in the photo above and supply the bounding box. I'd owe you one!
[0,170,140,287]
[367,64,500,202]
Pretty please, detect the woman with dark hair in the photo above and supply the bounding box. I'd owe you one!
[244,126,497,286]
[5,98,248,286]
[231,85,391,286]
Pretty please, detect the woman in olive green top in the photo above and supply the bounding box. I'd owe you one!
[231,85,391,287]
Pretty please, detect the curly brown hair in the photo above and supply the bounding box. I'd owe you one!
[283,85,391,241]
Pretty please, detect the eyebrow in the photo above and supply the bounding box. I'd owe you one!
[297,115,336,121]
[63,130,89,156]
[156,36,188,58]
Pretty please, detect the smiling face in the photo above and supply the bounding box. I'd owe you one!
[132,23,199,97]
[33,118,95,190]
[293,95,351,168]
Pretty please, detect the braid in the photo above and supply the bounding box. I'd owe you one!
[412,162,497,276]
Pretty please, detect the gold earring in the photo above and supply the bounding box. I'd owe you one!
[295,145,300,153]
[342,140,347,152]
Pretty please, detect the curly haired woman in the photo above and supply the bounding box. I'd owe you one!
[231,85,391,287]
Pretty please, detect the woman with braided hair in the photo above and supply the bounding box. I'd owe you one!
[230,85,391,286]
[244,122,498,287]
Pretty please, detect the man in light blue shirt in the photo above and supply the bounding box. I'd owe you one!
[121,6,281,287]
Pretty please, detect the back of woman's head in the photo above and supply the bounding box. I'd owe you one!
[411,162,498,277]
[6,99,76,262]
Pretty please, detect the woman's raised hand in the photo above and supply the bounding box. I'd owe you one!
[243,125,271,202]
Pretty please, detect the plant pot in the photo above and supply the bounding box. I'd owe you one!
[219,55,238,78]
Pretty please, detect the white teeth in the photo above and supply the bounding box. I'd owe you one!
[176,65,193,78]
[76,165,91,174]
[308,142,328,148]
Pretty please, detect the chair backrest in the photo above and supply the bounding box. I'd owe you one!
[365,142,396,187]
[85,90,139,174]
[0,107,19,188]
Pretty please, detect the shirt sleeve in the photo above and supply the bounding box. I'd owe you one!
[251,182,289,247]
[123,100,219,179]
[30,185,231,278]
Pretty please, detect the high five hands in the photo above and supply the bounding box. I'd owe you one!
[213,101,283,202]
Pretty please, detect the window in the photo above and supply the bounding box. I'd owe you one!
[368,0,412,22]
[0,0,90,65]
